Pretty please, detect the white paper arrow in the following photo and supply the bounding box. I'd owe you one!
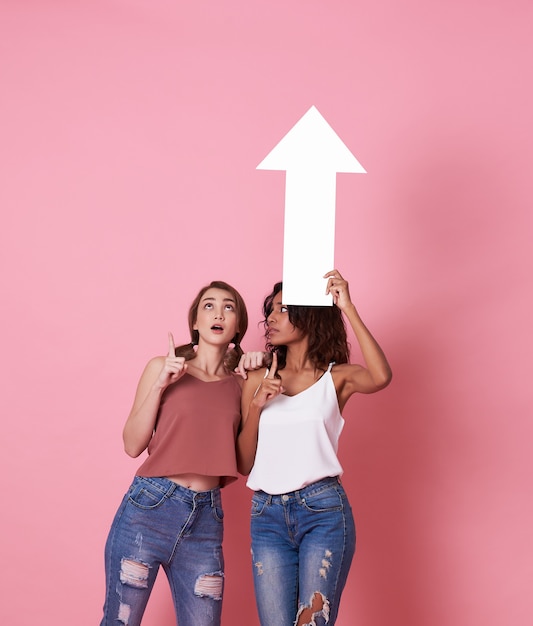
[258,105,366,306]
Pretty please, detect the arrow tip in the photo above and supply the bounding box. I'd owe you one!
[257,105,366,173]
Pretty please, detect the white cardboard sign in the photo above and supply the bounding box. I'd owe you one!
[257,106,365,305]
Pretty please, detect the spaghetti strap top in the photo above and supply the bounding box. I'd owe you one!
[246,363,345,494]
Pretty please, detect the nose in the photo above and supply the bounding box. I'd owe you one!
[214,309,225,320]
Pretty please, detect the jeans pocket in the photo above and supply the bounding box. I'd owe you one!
[301,486,343,513]
[128,482,167,510]
[212,505,225,523]
[251,495,268,518]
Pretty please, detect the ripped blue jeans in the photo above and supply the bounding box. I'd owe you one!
[101,476,225,626]
[250,477,356,626]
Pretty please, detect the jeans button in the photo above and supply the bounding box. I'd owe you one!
[282,494,289,502]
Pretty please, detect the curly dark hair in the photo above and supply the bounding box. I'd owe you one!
[262,282,350,371]
[174,280,248,371]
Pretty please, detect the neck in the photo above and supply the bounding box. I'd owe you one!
[284,341,313,373]
[189,343,229,378]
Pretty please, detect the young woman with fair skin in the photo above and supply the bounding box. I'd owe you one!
[237,269,392,626]
[101,282,248,626]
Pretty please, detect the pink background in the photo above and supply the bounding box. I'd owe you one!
[1,1,532,624]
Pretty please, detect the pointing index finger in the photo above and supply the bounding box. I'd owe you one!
[267,351,278,379]
[168,332,176,357]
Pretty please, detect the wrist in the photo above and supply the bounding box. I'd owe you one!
[151,381,167,394]
[341,302,358,316]
[249,398,265,413]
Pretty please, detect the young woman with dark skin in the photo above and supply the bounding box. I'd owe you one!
[101,281,248,626]
[236,269,392,626]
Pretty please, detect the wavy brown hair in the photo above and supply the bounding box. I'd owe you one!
[262,282,350,371]
[174,280,248,371]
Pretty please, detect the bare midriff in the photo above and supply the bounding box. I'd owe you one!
[166,473,220,492]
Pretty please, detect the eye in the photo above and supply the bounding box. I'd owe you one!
[280,306,288,313]
[204,302,214,309]
[224,303,235,311]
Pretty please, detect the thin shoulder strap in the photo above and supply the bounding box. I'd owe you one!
[253,368,270,398]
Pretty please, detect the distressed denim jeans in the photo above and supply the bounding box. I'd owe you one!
[101,476,225,626]
[250,477,356,626]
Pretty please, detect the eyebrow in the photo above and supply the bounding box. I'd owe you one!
[201,296,236,303]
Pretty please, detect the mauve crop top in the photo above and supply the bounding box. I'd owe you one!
[136,373,242,487]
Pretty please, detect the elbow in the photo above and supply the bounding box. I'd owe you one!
[123,442,143,458]
[123,432,146,458]
[368,363,392,392]
[375,367,392,390]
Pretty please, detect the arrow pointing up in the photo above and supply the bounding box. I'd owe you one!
[258,106,365,306]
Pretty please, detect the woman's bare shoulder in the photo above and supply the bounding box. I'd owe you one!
[245,367,268,385]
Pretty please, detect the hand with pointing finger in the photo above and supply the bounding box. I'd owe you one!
[155,332,188,389]
[252,351,284,409]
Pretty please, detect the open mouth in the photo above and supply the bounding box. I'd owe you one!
[211,325,224,332]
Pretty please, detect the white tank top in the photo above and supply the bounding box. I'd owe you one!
[246,363,345,494]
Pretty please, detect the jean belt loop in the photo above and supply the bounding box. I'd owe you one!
[166,481,177,498]
[211,488,220,508]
